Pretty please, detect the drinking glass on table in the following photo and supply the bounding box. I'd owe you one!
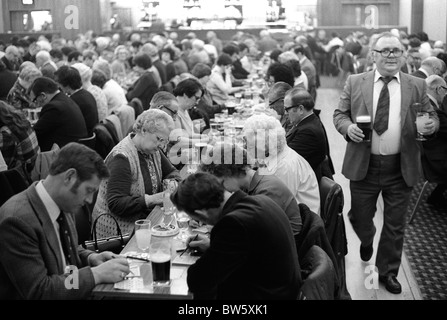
[150,238,172,286]
[162,179,178,229]
[414,103,430,141]
[176,211,191,242]
[135,219,151,259]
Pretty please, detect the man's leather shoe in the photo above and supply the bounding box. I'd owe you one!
[379,275,402,294]
[360,243,373,261]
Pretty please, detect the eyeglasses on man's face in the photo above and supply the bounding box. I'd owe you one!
[373,48,404,58]
[159,105,178,119]
[268,97,284,107]
[284,105,300,114]
[32,93,44,104]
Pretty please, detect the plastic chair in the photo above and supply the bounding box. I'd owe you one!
[77,133,97,150]
[408,180,430,224]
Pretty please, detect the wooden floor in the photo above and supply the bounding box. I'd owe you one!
[316,76,423,300]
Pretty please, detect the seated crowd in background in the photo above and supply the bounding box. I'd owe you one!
[1,26,447,300]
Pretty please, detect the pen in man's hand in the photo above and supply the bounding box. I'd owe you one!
[179,234,199,257]
[112,254,150,263]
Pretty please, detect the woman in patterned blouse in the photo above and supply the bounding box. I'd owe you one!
[0,101,39,180]
[92,109,181,237]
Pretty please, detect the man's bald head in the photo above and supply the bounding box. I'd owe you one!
[5,45,20,63]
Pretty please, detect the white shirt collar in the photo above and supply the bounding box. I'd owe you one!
[374,70,401,84]
[35,181,61,223]
[427,93,439,108]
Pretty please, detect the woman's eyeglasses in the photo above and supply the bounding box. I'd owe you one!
[155,134,168,146]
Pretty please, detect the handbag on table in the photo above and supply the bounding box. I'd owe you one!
[83,213,133,254]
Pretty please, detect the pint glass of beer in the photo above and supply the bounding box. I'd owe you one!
[150,238,172,286]
[356,115,372,142]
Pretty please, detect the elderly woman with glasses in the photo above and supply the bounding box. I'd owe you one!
[92,109,181,237]
[172,78,208,139]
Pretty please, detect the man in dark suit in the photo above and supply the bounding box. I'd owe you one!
[334,32,439,294]
[223,44,249,80]
[401,48,421,74]
[267,81,293,133]
[199,143,303,236]
[411,56,446,79]
[424,75,447,209]
[171,172,301,300]
[0,60,18,101]
[285,88,327,182]
[1,45,20,73]
[0,143,129,299]
[29,77,88,152]
[142,41,167,85]
[55,66,99,136]
[294,45,318,101]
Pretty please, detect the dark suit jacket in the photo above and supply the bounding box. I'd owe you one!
[70,89,99,136]
[34,92,88,152]
[232,59,249,80]
[286,113,327,180]
[125,72,158,109]
[300,57,317,88]
[1,56,19,72]
[411,69,428,79]
[0,183,96,300]
[0,69,18,100]
[422,98,447,183]
[248,171,302,236]
[334,71,438,187]
[153,59,167,85]
[187,191,301,300]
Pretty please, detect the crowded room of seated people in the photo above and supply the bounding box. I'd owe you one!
[1,14,446,303]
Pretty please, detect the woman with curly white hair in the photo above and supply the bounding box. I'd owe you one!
[92,109,181,237]
[243,113,321,214]
[111,45,131,83]
[72,63,108,122]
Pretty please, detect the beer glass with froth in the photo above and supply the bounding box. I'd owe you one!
[150,238,172,286]
[356,115,372,142]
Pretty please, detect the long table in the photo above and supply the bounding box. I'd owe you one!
[91,206,194,300]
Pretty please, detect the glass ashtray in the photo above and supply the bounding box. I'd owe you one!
[151,224,179,237]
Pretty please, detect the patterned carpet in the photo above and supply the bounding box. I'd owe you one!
[404,179,447,300]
